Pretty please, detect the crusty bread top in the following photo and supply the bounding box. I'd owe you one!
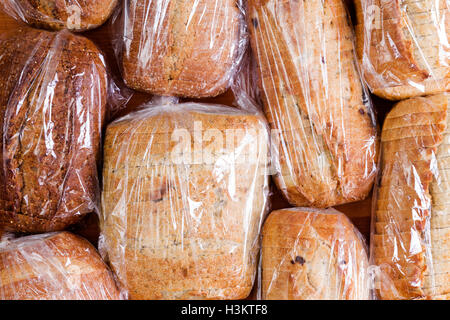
[247,0,378,207]
[0,232,121,300]
[1,0,118,31]
[262,207,369,300]
[120,0,243,98]
[0,27,107,233]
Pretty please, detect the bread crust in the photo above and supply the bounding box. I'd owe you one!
[2,0,118,31]
[121,0,242,98]
[0,232,121,300]
[247,0,378,208]
[0,27,107,233]
[261,207,369,300]
[101,103,269,300]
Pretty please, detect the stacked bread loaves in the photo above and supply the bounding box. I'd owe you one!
[0,232,121,300]
[119,0,244,98]
[374,94,450,299]
[0,0,118,31]
[0,27,107,233]
[355,0,449,100]
[100,101,269,300]
[247,0,378,208]
[261,208,370,300]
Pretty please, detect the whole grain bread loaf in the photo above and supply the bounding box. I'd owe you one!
[0,27,107,233]
[261,207,370,300]
[355,0,449,100]
[0,232,121,300]
[120,0,243,98]
[247,0,378,208]
[374,94,450,299]
[1,0,118,31]
[100,102,269,300]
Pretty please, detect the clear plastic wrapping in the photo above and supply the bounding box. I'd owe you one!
[355,0,449,100]
[372,94,450,300]
[260,207,370,300]
[0,232,121,300]
[0,0,118,31]
[99,98,270,300]
[114,0,248,98]
[247,0,378,208]
[0,27,109,233]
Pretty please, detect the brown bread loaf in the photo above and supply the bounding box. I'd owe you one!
[261,207,370,300]
[120,0,243,98]
[1,0,118,31]
[0,27,107,233]
[247,0,378,208]
[374,94,450,299]
[355,0,449,100]
[0,232,121,300]
[100,102,269,300]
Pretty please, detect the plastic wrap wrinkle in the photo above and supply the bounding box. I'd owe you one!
[260,207,370,300]
[373,94,450,300]
[355,0,449,100]
[0,0,118,31]
[0,232,121,300]
[99,100,270,300]
[247,0,378,208]
[0,27,108,233]
[116,0,247,98]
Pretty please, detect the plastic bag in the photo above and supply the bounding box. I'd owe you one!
[113,0,248,98]
[354,0,449,100]
[260,207,370,300]
[0,27,118,233]
[99,98,270,300]
[0,232,122,300]
[247,0,378,208]
[0,0,118,31]
[372,94,450,300]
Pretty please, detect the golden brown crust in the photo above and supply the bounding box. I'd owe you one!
[0,27,107,233]
[261,207,369,300]
[3,0,118,31]
[374,94,450,299]
[355,0,449,100]
[247,0,378,208]
[0,232,121,300]
[101,104,269,300]
[121,0,242,98]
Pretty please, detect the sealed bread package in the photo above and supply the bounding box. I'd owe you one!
[99,99,270,300]
[355,0,449,100]
[247,0,378,208]
[260,207,370,300]
[0,27,108,233]
[0,0,118,31]
[373,94,450,299]
[116,0,246,98]
[0,232,121,300]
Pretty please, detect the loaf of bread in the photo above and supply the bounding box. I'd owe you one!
[261,207,370,300]
[374,94,450,299]
[0,27,107,233]
[0,232,121,300]
[355,0,449,100]
[247,0,378,208]
[120,0,243,98]
[1,0,118,31]
[100,101,269,300]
